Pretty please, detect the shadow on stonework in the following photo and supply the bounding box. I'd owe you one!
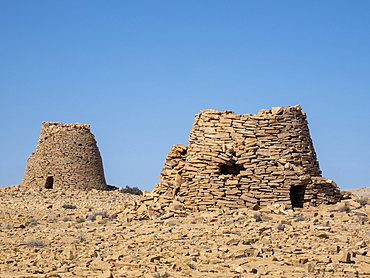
[290,185,306,208]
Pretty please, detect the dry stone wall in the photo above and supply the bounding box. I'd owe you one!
[144,105,341,212]
[22,122,108,191]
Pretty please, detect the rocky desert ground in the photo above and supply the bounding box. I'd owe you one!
[0,185,369,278]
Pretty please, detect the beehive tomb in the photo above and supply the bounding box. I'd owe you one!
[143,105,341,211]
[22,122,108,191]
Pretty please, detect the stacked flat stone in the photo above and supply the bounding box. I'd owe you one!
[22,122,108,191]
[145,105,341,212]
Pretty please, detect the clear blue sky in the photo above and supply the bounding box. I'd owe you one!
[1,1,369,190]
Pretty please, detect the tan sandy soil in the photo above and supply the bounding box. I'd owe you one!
[344,187,370,197]
[0,185,369,278]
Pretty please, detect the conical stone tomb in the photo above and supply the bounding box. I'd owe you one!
[145,105,341,212]
[22,122,108,191]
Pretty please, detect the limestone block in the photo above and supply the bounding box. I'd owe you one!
[339,250,352,263]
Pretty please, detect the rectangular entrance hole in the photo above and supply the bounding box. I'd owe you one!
[220,163,245,175]
[45,176,54,189]
[290,185,306,208]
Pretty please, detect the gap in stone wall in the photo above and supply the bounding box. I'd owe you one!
[219,162,246,176]
[45,176,54,189]
[290,185,306,208]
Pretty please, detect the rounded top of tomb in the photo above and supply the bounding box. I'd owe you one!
[41,122,91,132]
[198,105,302,117]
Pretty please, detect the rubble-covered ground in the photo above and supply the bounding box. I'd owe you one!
[0,185,369,278]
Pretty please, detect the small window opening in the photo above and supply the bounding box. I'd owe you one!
[220,162,245,175]
[290,185,306,208]
[45,176,54,189]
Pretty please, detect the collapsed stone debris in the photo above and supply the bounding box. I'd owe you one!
[140,105,342,216]
[22,122,108,191]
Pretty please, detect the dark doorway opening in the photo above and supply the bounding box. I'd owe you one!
[45,176,54,189]
[290,185,305,208]
[220,162,245,175]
